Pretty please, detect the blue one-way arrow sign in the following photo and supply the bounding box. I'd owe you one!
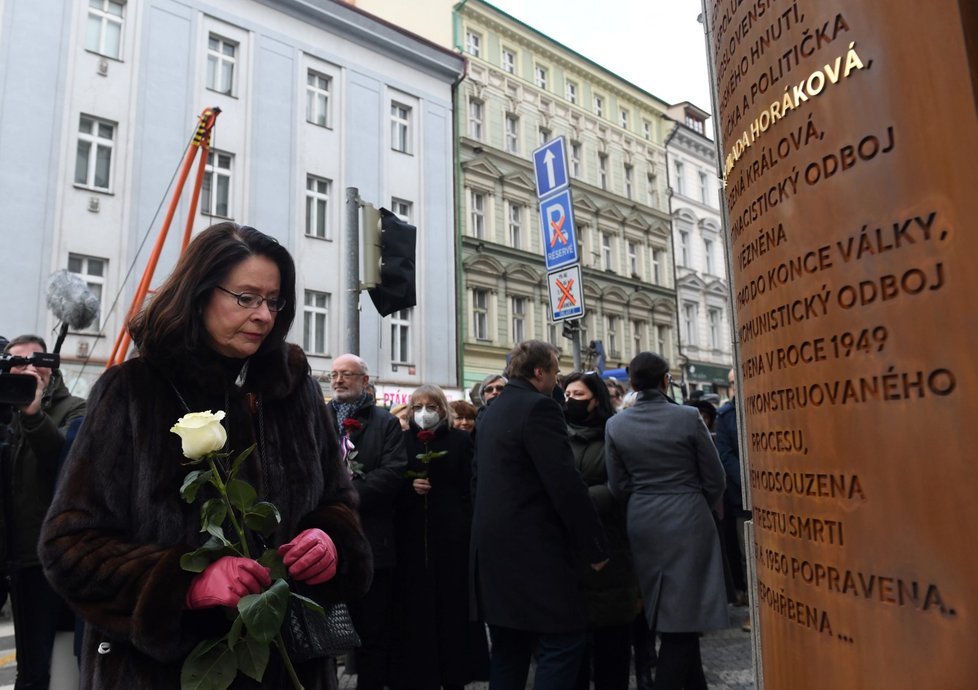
[532,136,569,198]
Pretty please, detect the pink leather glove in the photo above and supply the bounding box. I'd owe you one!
[277,528,338,585]
[185,556,272,609]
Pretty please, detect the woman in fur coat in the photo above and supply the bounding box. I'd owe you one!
[39,223,372,689]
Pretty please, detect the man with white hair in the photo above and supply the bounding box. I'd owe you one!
[325,353,407,690]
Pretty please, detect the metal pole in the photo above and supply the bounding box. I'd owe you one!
[344,187,360,355]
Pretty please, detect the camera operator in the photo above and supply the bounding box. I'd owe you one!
[2,335,84,689]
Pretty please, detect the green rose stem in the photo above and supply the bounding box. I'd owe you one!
[207,456,305,690]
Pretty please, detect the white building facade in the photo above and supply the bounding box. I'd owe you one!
[666,102,734,397]
[0,0,463,396]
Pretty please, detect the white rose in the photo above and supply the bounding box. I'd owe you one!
[170,410,227,460]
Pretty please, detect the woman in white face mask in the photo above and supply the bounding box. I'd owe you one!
[390,385,490,688]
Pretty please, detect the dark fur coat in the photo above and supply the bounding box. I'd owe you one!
[39,344,372,689]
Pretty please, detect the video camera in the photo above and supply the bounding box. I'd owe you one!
[1,351,60,406]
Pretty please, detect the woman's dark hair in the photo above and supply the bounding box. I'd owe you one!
[505,340,559,381]
[628,351,670,392]
[128,222,296,364]
[562,371,616,424]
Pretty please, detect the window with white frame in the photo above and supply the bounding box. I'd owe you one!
[511,296,526,342]
[643,119,652,140]
[548,321,560,347]
[473,289,489,340]
[305,175,330,239]
[535,65,548,89]
[624,164,633,199]
[508,202,523,248]
[620,108,629,129]
[502,48,516,74]
[699,170,709,204]
[599,153,608,190]
[627,241,638,276]
[391,198,412,222]
[74,115,115,191]
[538,126,551,146]
[469,98,484,140]
[683,302,698,345]
[504,114,520,154]
[391,308,412,363]
[202,150,233,217]
[607,315,620,355]
[652,248,663,283]
[656,324,671,358]
[708,308,721,349]
[570,141,581,177]
[647,172,658,207]
[593,94,604,117]
[390,102,411,153]
[565,80,577,104]
[465,30,481,57]
[602,234,613,271]
[306,70,331,127]
[303,290,329,354]
[704,238,714,274]
[632,319,644,355]
[470,190,486,239]
[206,34,236,95]
[86,0,124,59]
[679,231,690,266]
[67,254,106,331]
[674,160,685,195]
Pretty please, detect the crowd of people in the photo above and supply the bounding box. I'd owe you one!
[1,222,748,690]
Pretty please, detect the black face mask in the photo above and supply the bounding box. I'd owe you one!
[565,398,592,425]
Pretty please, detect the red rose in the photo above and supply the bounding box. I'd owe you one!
[417,429,436,443]
[342,418,363,431]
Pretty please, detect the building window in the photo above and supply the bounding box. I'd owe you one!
[620,108,629,129]
[468,98,484,140]
[202,149,233,217]
[505,114,520,154]
[511,296,526,342]
[632,320,644,356]
[602,234,613,271]
[535,65,549,89]
[391,198,412,222]
[643,119,652,140]
[656,324,671,358]
[473,289,489,340]
[686,114,705,134]
[470,190,485,239]
[391,102,411,153]
[86,0,124,59]
[683,302,698,345]
[548,321,560,346]
[465,30,481,57]
[306,70,331,127]
[599,153,608,190]
[699,170,709,203]
[607,315,619,356]
[593,94,604,117]
[624,164,633,199]
[570,141,581,177]
[508,202,523,248]
[674,160,685,195]
[647,172,658,207]
[206,34,236,95]
[679,231,690,266]
[305,175,331,239]
[74,115,115,191]
[391,308,412,363]
[502,47,516,74]
[627,241,638,276]
[652,248,663,283]
[303,290,329,355]
[708,308,721,349]
[67,254,106,331]
[704,239,714,274]
[538,127,551,146]
[565,80,577,104]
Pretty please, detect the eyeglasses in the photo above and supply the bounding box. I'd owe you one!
[411,404,440,413]
[329,370,365,381]
[216,286,287,312]
[483,385,505,394]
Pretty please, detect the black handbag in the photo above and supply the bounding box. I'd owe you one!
[281,581,361,663]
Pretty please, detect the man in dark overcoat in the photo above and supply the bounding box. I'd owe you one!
[471,340,608,689]
[325,353,407,690]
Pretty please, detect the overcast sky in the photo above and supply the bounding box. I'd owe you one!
[489,0,714,125]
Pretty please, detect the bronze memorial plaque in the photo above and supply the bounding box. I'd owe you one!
[704,0,978,687]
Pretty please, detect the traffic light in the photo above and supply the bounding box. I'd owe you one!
[367,208,417,316]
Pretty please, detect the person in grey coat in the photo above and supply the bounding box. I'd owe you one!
[605,352,727,690]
